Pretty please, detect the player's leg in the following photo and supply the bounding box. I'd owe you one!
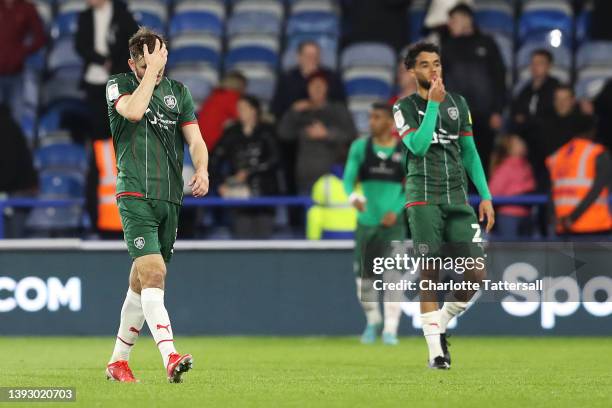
[380,218,407,345]
[407,205,447,368]
[354,224,382,344]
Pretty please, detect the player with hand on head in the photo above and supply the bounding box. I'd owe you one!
[104,27,209,383]
[393,42,494,369]
[343,102,407,346]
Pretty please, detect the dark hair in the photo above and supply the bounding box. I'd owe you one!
[574,114,596,137]
[448,3,474,18]
[298,40,320,54]
[532,48,554,64]
[404,42,441,69]
[307,70,329,86]
[555,83,575,96]
[371,102,393,118]
[239,94,261,118]
[128,26,167,60]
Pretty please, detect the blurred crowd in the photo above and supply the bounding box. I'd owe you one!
[1,0,611,240]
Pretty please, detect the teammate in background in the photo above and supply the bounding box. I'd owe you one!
[343,102,407,345]
[393,43,494,369]
[104,28,209,383]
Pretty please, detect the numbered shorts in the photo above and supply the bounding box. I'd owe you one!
[406,203,484,258]
[118,197,180,263]
[354,218,407,278]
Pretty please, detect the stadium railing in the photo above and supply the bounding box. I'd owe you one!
[0,194,561,239]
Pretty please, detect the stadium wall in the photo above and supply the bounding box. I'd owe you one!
[0,241,610,336]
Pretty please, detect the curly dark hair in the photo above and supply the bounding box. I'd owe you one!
[404,42,441,69]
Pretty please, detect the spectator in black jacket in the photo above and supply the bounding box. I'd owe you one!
[211,95,281,239]
[439,3,506,174]
[75,0,138,141]
[511,49,560,131]
[271,40,345,120]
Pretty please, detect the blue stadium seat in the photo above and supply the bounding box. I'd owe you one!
[340,42,396,70]
[35,143,88,173]
[41,73,84,107]
[286,11,339,37]
[51,12,79,39]
[57,0,87,15]
[168,34,221,69]
[321,230,355,239]
[40,171,85,198]
[575,8,591,45]
[226,35,279,70]
[47,37,82,73]
[233,0,283,19]
[233,66,276,103]
[492,33,513,70]
[519,0,573,45]
[290,0,337,15]
[345,78,392,99]
[169,11,224,37]
[132,11,166,34]
[408,7,426,42]
[128,0,168,22]
[38,98,92,137]
[575,67,612,99]
[26,205,83,232]
[475,1,514,38]
[32,0,53,27]
[169,65,218,105]
[349,97,380,135]
[227,11,282,37]
[576,41,612,69]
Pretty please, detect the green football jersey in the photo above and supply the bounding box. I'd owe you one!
[393,92,473,205]
[106,72,197,205]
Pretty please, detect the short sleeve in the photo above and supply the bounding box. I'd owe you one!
[106,75,134,110]
[179,85,197,127]
[393,99,420,139]
[458,95,473,136]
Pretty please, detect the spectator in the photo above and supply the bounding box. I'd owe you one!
[279,71,357,194]
[511,49,560,131]
[439,3,506,174]
[197,71,247,152]
[343,0,411,52]
[546,115,612,239]
[211,95,281,239]
[489,134,535,240]
[271,41,345,119]
[589,0,612,41]
[389,58,416,105]
[0,0,46,121]
[592,79,612,151]
[424,0,474,35]
[0,103,37,194]
[75,0,138,141]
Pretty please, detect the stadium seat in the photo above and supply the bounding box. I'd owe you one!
[51,12,79,39]
[340,42,396,71]
[47,37,82,73]
[35,143,88,173]
[492,33,513,70]
[233,0,283,19]
[475,0,514,38]
[575,67,612,99]
[232,66,276,103]
[41,74,84,107]
[575,7,592,45]
[290,0,337,15]
[349,97,380,135]
[225,35,279,70]
[169,65,218,105]
[26,205,83,232]
[132,11,166,34]
[128,0,168,22]
[576,41,612,69]
[32,0,53,27]
[227,11,282,37]
[39,171,85,198]
[518,0,573,45]
[168,34,222,69]
[57,0,87,14]
[286,11,339,37]
[408,0,427,42]
[169,11,224,37]
[345,74,392,100]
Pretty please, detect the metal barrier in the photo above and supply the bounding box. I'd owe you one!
[0,194,554,239]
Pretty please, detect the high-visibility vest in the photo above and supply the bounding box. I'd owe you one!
[93,139,122,231]
[546,137,612,234]
[306,174,357,240]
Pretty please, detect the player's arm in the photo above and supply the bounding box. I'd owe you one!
[343,139,366,211]
[183,124,209,198]
[397,77,445,157]
[116,40,167,122]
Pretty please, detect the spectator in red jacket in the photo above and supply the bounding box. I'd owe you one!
[489,134,536,240]
[0,0,46,120]
[197,71,247,152]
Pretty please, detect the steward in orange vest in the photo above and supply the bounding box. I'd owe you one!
[546,119,612,235]
[92,139,122,233]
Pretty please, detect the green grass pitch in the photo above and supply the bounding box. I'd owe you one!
[1,336,610,407]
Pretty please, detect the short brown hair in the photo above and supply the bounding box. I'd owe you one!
[128,26,167,61]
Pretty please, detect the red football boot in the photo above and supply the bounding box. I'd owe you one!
[106,360,138,383]
[166,353,193,383]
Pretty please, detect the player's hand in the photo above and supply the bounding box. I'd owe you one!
[428,76,446,103]
[479,199,495,233]
[189,169,209,198]
[143,39,167,73]
[381,212,397,228]
[349,193,366,212]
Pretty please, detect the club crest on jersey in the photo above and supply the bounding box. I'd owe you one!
[447,107,459,120]
[134,237,146,250]
[164,95,177,109]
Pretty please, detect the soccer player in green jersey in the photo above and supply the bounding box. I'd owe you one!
[344,102,407,346]
[104,28,210,383]
[393,42,495,369]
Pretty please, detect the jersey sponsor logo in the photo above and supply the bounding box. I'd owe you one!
[393,109,405,128]
[107,83,120,101]
[134,237,146,250]
[164,95,177,109]
[447,107,459,121]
